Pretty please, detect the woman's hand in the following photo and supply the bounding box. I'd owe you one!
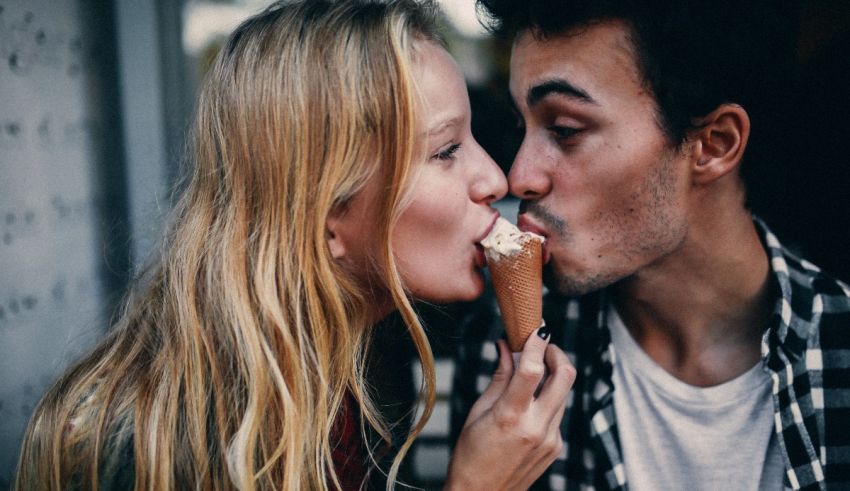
[445,328,576,490]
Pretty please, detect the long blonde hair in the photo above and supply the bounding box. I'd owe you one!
[15,1,441,489]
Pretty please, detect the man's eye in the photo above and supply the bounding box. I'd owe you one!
[432,143,461,161]
[547,125,580,139]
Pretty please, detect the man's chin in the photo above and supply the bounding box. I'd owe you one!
[543,262,614,297]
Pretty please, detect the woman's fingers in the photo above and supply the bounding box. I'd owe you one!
[535,343,576,413]
[449,331,574,490]
[498,325,551,410]
[489,339,514,388]
[496,341,572,460]
[514,386,569,485]
[469,339,514,419]
[535,386,569,467]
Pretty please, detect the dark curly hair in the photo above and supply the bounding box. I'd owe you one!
[477,0,795,203]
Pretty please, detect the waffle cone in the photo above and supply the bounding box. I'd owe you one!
[488,237,544,352]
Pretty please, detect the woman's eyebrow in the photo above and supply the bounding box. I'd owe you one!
[427,115,464,136]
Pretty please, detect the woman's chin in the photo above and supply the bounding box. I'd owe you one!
[416,285,483,305]
[447,275,486,303]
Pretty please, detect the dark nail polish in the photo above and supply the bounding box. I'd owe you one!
[537,325,550,341]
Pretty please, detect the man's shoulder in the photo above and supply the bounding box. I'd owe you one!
[777,248,850,367]
[781,247,850,318]
[805,267,850,353]
[760,220,850,346]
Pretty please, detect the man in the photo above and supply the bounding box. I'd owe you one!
[451,1,850,489]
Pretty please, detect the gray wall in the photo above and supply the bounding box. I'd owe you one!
[0,0,184,485]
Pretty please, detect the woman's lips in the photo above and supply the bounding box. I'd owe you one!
[474,244,486,268]
[476,213,501,244]
[473,212,501,269]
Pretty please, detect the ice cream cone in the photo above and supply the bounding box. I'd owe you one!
[488,237,544,352]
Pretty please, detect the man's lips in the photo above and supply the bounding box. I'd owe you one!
[516,214,546,236]
[517,214,551,264]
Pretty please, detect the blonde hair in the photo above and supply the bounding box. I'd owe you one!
[15,1,442,489]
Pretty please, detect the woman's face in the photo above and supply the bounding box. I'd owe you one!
[330,42,507,311]
[391,41,507,303]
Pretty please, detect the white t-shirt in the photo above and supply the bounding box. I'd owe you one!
[608,306,786,490]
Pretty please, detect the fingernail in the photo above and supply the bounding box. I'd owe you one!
[536,324,550,341]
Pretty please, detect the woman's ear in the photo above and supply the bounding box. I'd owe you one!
[690,104,750,184]
[326,209,347,259]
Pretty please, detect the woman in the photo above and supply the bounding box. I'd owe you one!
[15,1,574,489]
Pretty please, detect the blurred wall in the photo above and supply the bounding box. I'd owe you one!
[0,0,195,484]
[0,0,131,486]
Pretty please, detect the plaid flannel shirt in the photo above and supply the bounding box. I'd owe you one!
[450,219,850,490]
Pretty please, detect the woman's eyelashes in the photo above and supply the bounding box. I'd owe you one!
[432,143,461,161]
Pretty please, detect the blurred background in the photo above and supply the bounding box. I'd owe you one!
[0,0,848,487]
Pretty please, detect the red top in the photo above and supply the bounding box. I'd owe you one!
[331,394,368,490]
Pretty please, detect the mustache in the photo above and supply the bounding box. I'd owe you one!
[519,200,568,238]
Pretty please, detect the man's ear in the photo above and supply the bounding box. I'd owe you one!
[690,104,750,184]
[326,208,347,260]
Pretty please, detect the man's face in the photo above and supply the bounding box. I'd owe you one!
[509,21,691,295]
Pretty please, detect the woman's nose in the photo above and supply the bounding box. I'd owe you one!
[470,141,508,205]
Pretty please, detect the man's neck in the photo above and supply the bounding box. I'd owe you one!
[611,206,775,387]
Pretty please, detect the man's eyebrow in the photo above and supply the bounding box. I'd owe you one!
[527,79,596,107]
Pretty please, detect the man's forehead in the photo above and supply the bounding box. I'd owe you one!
[509,21,642,103]
[512,19,635,54]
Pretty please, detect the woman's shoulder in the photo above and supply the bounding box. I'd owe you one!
[97,423,136,490]
[17,374,138,490]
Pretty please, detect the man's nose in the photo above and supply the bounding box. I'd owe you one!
[508,141,551,199]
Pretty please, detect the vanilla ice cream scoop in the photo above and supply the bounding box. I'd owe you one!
[481,217,545,352]
[481,217,545,259]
